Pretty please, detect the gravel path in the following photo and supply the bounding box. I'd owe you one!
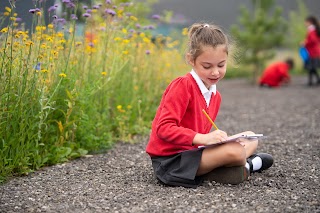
[1,76,319,213]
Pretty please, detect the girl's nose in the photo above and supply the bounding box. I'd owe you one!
[211,67,219,76]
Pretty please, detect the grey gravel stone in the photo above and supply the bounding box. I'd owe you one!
[0,76,319,213]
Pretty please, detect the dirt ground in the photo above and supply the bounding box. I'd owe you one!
[0,76,319,213]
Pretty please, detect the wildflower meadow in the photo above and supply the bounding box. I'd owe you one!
[0,0,190,182]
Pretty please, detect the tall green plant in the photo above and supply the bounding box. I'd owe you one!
[231,0,287,83]
[286,0,308,49]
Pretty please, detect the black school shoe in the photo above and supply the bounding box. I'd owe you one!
[202,166,249,184]
[247,153,273,173]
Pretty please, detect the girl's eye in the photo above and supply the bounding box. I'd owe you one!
[203,66,211,69]
[218,64,225,68]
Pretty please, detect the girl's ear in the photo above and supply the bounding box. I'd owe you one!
[186,53,194,66]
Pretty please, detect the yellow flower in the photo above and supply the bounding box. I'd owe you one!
[75,42,82,46]
[25,41,34,46]
[122,39,130,44]
[40,43,47,49]
[0,27,9,33]
[10,17,16,21]
[127,105,132,109]
[13,13,17,17]
[117,105,122,110]
[13,23,18,27]
[36,12,41,16]
[122,28,127,34]
[46,37,53,42]
[5,7,11,12]
[92,9,97,13]
[59,39,66,44]
[59,73,67,78]
[182,28,188,36]
[4,12,10,16]
[114,37,122,41]
[143,37,151,43]
[140,33,145,38]
[101,71,107,76]
[41,69,48,73]
[57,32,64,37]
[122,50,129,55]
[13,42,19,47]
[134,86,138,91]
[48,24,54,29]
[130,16,138,21]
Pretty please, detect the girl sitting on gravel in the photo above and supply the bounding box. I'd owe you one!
[145,23,273,188]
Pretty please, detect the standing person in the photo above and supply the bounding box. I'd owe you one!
[302,15,320,86]
[259,58,294,88]
[145,23,273,188]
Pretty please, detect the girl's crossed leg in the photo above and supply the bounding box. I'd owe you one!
[196,131,258,176]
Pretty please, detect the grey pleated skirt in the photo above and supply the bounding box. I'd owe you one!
[150,148,204,188]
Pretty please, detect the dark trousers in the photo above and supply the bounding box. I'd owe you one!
[308,68,320,85]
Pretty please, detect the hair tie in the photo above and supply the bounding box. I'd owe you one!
[204,24,209,28]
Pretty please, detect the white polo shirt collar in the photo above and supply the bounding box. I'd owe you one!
[190,70,216,107]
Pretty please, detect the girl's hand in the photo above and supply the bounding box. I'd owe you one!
[193,130,228,146]
[205,130,228,145]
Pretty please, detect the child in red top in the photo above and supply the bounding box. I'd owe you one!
[259,59,294,88]
[302,15,320,86]
[146,23,273,188]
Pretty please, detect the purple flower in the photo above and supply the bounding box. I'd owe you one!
[106,0,112,4]
[105,9,116,16]
[112,6,117,9]
[93,5,99,9]
[83,5,88,10]
[98,3,102,7]
[66,3,75,8]
[52,15,58,19]
[88,42,94,47]
[126,12,132,17]
[135,24,141,29]
[15,17,22,22]
[35,8,41,12]
[62,0,70,3]
[71,14,78,20]
[148,25,155,30]
[82,13,91,18]
[54,4,58,8]
[129,29,135,33]
[48,6,56,12]
[34,62,41,70]
[29,9,36,14]
[151,14,160,20]
[86,9,92,13]
[145,50,151,55]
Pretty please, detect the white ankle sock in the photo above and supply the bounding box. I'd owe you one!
[246,156,263,171]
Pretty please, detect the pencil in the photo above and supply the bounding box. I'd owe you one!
[202,109,219,130]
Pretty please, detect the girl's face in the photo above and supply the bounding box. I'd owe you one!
[188,45,228,89]
[305,20,311,27]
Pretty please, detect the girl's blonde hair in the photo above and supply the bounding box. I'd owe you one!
[187,23,230,62]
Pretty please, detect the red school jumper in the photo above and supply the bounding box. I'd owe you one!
[304,27,320,59]
[146,73,221,157]
[259,62,290,87]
